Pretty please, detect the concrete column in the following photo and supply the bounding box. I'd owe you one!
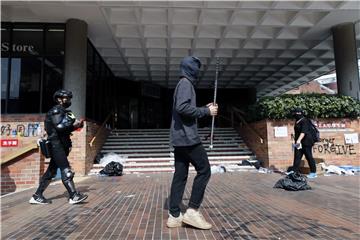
[64,19,88,118]
[332,22,360,100]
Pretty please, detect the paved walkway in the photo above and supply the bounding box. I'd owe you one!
[1,172,359,240]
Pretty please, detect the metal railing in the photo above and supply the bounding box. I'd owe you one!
[89,112,113,147]
[223,106,264,144]
[1,143,39,165]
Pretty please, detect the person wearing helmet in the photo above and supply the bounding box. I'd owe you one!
[29,89,88,204]
[167,56,218,230]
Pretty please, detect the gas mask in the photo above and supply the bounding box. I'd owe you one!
[294,113,303,121]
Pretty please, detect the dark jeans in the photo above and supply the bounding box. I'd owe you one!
[293,145,316,173]
[169,143,211,217]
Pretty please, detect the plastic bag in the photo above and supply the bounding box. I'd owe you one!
[274,172,311,191]
[99,153,127,167]
[100,161,123,176]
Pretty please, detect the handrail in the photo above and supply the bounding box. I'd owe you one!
[229,106,264,144]
[89,112,113,147]
[1,143,38,165]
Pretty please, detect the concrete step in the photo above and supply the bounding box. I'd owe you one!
[104,140,244,145]
[111,128,235,133]
[95,155,253,163]
[100,150,253,157]
[100,146,250,153]
[108,133,240,138]
[92,127,255,175]
[92,160,247,168]
[102,143,247,149]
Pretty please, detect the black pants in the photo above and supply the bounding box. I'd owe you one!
[169,143,211,217]
[293,145,316,173]
[35,143,73,196]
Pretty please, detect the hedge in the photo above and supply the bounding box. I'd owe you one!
[246,94,360,122]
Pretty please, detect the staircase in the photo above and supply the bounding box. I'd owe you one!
[90,128,256,174]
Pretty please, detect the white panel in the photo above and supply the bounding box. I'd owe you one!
[110,8,136,24]
[146,38,167,48]
[172,9,198,24]
[195,39,216,49]
[198,26,222,38]
[172,25,195,38]
[144,25,167,37]
[171,38,192,48]
[142,8,167,24]
[202,9,230,25]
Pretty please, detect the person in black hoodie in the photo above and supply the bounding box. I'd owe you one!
[167,56,218,230]
[29,89,88,205]
[291,107,317,178]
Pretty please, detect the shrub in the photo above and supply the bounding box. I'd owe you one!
[246,94,360,122]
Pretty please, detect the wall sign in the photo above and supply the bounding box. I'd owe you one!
[1,139,18,147]
[1,42,35,53]
[274,126,288,137]
[344,133,359,144]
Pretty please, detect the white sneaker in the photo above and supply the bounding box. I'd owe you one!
[183,208,212,230]
[166,212,183,228]
[69,192,88,204]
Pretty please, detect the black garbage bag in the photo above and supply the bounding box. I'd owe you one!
[274,172,311,191]
[100,161,123,176]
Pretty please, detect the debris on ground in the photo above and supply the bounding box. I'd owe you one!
[319,163,356,176]
[274,172,312,191]
[99,161,123,176]
[258,167,273,174]
[211,165,226,173]
[99,152,127,166]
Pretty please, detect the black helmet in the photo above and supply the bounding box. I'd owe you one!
[53,89,73,102]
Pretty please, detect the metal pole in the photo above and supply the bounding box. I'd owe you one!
[209,57,219,150]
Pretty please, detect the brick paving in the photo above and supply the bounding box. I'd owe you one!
[1,172,360,240]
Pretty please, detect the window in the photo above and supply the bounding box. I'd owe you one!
[45,27,65,56]
[7,58,42,113]
[1,22,65,113]
[42,57,64,112]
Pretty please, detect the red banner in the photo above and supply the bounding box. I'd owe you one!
[1,139,18,147]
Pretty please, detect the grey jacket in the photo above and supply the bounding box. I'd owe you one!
[170,56,210,147]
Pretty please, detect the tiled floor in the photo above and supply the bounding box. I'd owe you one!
[1,172,359,239]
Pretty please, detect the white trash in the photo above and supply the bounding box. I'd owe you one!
[211,165,226,174]
[319,163,355,176]
[99,152,127,167]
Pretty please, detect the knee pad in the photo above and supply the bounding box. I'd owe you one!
[61,168,74,181]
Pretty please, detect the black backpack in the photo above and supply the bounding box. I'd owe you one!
[308,119,320,143]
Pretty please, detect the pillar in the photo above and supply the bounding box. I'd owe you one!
[332,22,360,100]
[64,19,88,118]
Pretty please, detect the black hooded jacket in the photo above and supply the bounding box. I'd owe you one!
[170,56,211,147]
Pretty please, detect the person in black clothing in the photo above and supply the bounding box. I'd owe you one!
[167,56,218,230]
[29,89,88,204]
[291,108,317,178]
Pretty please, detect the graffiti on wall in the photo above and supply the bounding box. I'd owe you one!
[1,123,42,137]
[313,137,356,155]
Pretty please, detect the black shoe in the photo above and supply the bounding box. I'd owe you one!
[69,192,88,204]
[29,194,52,204]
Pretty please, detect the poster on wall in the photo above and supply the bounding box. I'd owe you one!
[274,126,288,137]
[344,133,359,144]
